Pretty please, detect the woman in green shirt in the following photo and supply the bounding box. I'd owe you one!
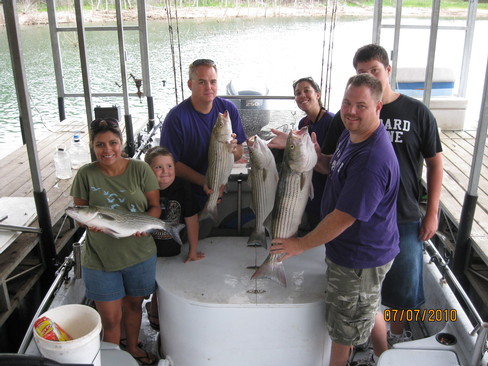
[70,118,160,365]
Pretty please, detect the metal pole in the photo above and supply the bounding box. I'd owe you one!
[3,0,57,278]
[458,0,478,98]
[46,0,67,122]
[115,0,135,156]
[137,0,155,129]
[74,0,94,128]
[389,0,402,89]
[453,55,488,276]
[422,0,441,108]
[372,0,383,44]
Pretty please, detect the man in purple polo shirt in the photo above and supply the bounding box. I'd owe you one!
[160,59,247,211]
[270,73,400,366]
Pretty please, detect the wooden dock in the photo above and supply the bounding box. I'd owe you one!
[1,125,488,327]
[0,117,87,327]
[437,130,488,261]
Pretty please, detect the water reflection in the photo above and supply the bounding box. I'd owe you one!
[1,16,487,159]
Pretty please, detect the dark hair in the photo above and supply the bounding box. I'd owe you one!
[346,73,383,102]
[144,146,174,166]
[89,118,123,144]
[292,77,324,108]
[353,44,390,70]
[189,59,217,80]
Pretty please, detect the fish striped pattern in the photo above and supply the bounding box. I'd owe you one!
[272,169,312,239]
[251,127,316,287]
[200,112,234,224]
[65,205,185,244]
[247,136,278,249]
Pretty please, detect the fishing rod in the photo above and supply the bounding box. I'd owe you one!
[133,116,164,160]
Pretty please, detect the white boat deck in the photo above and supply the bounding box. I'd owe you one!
[156,236,330,365]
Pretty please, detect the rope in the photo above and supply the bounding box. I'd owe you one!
[320,0,338,111]
[319,0,329,101]
[325,0,338,110]
[174,0,185,100]
[165,0,180,105]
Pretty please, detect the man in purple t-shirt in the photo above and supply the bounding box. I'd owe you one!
[160,59,247,210]
[270,73,400,366]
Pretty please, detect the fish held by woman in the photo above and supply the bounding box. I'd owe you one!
[65,205,185,244]
[251,127,317,287]
[247,135,279,248]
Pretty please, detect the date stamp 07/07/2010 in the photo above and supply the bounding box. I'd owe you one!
[383,308,458,322]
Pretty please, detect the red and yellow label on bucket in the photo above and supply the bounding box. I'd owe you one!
[34,316,73,341]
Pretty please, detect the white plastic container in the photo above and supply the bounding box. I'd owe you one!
[54,145,72,179]
[69,133,90,169]
[33,304,102,366]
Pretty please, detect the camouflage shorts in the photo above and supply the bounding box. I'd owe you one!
[325,258,393,346]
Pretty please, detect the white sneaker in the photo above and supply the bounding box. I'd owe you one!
[387,329,413,346]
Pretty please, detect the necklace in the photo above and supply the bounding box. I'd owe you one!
[313,107,325,124]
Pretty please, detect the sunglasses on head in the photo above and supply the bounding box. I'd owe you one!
[90,118,119,130]
[293,77,320,91]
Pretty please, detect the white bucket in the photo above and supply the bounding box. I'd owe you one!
[33,304,102,366]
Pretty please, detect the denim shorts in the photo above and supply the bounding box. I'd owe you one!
[381,220,425,309]
[83,255,157,302]
[325,258,392,346]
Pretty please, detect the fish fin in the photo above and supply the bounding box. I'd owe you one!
[168,223,186,246]
[263,213,273,238]
[247,169,253,188]
[309,179,314,200]
[249,200,255,215]
[199,203,219,225]
[100,227,122,238]
[99,212,117,222]
[263,168,268,182]
[226,141,234,153]
[247,229,268,249]
[300,172,306,190]
[251,253,287,287]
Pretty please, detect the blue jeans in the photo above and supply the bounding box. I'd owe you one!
[381,221,425,309]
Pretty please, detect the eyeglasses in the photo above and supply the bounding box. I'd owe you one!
[90,118,119,130]
[293,77,321,92]
[191,59,216,67]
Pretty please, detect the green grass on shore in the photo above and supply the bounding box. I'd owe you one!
[29,0,488,13]
[348,0,488,10]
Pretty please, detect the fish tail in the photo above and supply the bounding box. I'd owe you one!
[247,229,268,249]
[168,223,186,246]
[251,253,287,287]
[199,203,218,224]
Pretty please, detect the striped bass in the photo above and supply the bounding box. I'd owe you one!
[251,127,317,286]
[247,135,279,248]
[65,205,185,245]
[200,111,235,223]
